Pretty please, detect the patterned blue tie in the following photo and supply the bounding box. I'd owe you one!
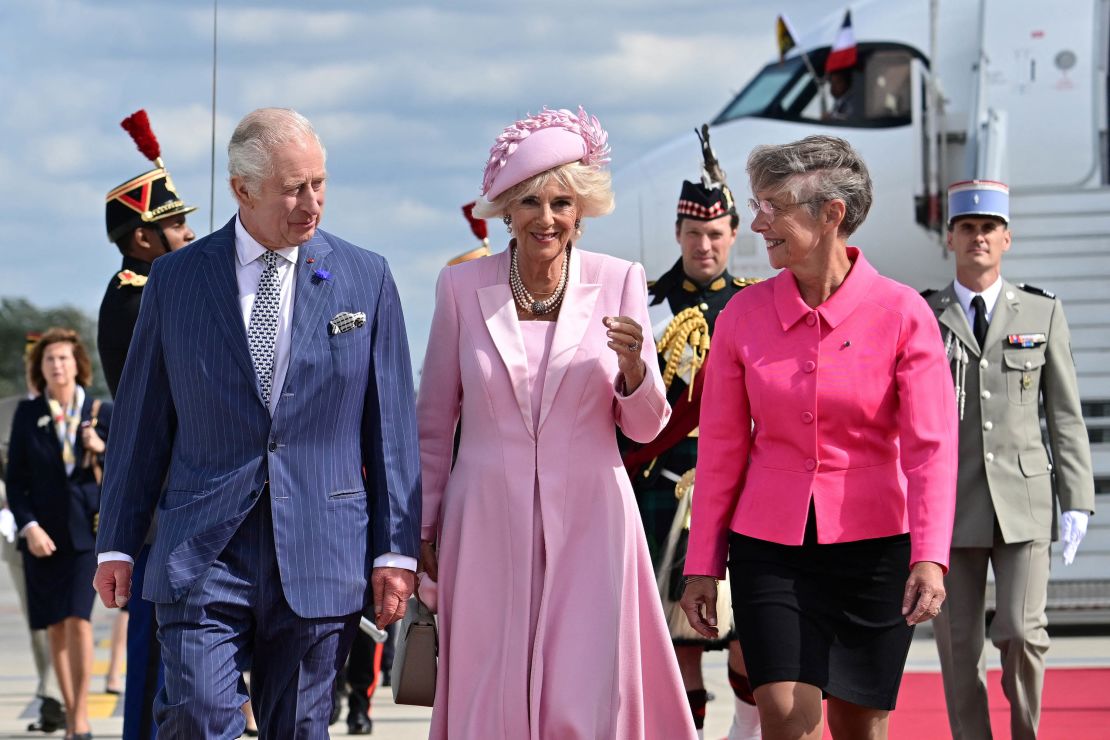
[248,251,281,406]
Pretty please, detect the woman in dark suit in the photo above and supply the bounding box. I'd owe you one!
[6,328,110,740]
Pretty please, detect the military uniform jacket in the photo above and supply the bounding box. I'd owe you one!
[98,256,151,398]
[926,280,1095,547]
[623,259,752,486]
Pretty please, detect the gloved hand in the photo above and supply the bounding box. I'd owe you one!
[0,508,15,544]
[1060,510,1089,566]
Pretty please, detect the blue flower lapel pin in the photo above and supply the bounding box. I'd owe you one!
[311,268,332,285]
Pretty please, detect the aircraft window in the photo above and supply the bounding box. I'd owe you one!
[715,58,804,122]
[713,45,917,129]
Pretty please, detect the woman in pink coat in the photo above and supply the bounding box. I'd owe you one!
[680,136,958,740]
[417,108,697,739]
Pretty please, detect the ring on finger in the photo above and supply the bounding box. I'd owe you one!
[628,340,640,352]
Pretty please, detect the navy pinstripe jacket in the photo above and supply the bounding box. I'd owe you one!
[96,217,421,618]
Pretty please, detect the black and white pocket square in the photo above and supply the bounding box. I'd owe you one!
[328,311,367,336]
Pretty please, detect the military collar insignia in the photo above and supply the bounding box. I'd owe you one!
[1007,333,1047,347]
[682,276,728,293]
[116,269,148,288]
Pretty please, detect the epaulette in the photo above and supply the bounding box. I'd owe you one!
[733,277,761,288]
[920,288,938,299]
[1018,283,1056,299]
[115,269,148,288]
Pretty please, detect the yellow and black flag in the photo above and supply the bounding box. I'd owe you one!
[776,14,798,62]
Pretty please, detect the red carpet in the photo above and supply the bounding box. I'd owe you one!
[881,667,1110,739]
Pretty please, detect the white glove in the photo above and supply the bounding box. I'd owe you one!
[1060,510,1089,566]
[0,509,15,544]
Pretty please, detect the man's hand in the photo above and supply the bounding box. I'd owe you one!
[902,561,946,625]
[372,566,415,630]
[679,576,720,639]
[94,561,134,608]
[24,524,57,558]
[1061,510,1090,566]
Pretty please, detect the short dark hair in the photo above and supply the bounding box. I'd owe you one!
[27,327,93,393]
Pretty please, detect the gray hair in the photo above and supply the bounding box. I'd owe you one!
[746,135,872,237]
[471,161,614,221]
[227,108,326,192]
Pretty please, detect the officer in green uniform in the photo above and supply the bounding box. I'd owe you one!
[98,110,196,397]
[96,110,197,740]
[926,180,1095,740]
[621,126,760,740]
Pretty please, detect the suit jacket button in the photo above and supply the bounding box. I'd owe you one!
[980,358,989,369]
[981,390,991,400]
[803,360,816,373]
[801,411,814,424]
[1024,360,1033,369]
[805,313,817,326]
[985,452,995,463]
[983,421,993,431]
[804,458,817,471]
[268,442,278,452]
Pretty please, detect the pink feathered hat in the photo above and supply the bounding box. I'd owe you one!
[481,106,611,201]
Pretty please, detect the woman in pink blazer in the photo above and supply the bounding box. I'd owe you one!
[417,108,697,739]
[680,136,957,740]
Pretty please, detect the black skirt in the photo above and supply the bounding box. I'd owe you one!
[728,512,914,710]
[24,548,97,630]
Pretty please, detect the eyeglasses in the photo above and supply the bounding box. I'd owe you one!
[746,198,824,220]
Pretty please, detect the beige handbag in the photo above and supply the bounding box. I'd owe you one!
[391,596,438,706]
[656,470,732,642]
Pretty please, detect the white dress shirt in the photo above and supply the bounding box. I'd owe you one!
[953,275,1003,327]
[101,216,415,572]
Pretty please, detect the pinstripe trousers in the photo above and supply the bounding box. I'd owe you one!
[154,493,360,739]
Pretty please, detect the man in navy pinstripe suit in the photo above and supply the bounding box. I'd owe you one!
[93,108,422,739]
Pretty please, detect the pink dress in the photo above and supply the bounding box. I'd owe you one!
[418,248,696,740]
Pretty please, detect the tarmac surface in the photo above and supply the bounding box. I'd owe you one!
[1,562,1108,739]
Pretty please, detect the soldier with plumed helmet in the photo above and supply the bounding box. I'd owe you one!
[98,110,196,398]
[620,125,761,739]
[96,109,196,740]
[926,180,1096,740]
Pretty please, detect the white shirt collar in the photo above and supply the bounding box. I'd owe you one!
[234,214,299,267]
[953,275,1003,321]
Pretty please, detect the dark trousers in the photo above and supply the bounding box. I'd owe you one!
[154,496,360,739]
[123,545,163,740]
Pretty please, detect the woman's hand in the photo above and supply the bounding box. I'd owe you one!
[902,561,946,625]
[25,524,56,558]
[418,540,438,583]
[604,316,647,394]
[81,423,105,455]
[679,576,720,639]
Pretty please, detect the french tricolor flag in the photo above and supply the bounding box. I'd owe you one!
[826,10,858,72]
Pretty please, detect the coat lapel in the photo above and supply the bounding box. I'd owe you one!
[983,280,1022,351]
[538,248,599,431]
[935,283,980,356]
[478,250,534,437]
[200,218,258,393]
[286,232,334,376]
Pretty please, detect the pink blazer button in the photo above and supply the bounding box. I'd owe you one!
[805,313,817,326]
[801,411,814,424]
[803,360,816,373]
[804,458,817,471]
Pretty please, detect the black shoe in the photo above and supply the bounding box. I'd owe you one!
[379,669,391,687]
[28,696,66,733]
[347,712,372,735]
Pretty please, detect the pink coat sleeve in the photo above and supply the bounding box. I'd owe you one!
[896,295,958,570]
[685,302,750,579]
[416,267,463,541]
[613,261,671,443]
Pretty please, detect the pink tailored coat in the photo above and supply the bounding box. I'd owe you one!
[685,248,958,579]
[418,246,697,740]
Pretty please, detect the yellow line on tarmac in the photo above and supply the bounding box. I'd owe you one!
[88,692,120,719]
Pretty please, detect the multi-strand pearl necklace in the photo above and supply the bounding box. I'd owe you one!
[510,244,570,316]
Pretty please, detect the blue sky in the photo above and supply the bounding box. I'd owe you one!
[0,0,826,362]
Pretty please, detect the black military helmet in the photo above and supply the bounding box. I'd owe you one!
[105,110,196,243]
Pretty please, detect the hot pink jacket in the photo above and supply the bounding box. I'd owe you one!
[685,248,957,578]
